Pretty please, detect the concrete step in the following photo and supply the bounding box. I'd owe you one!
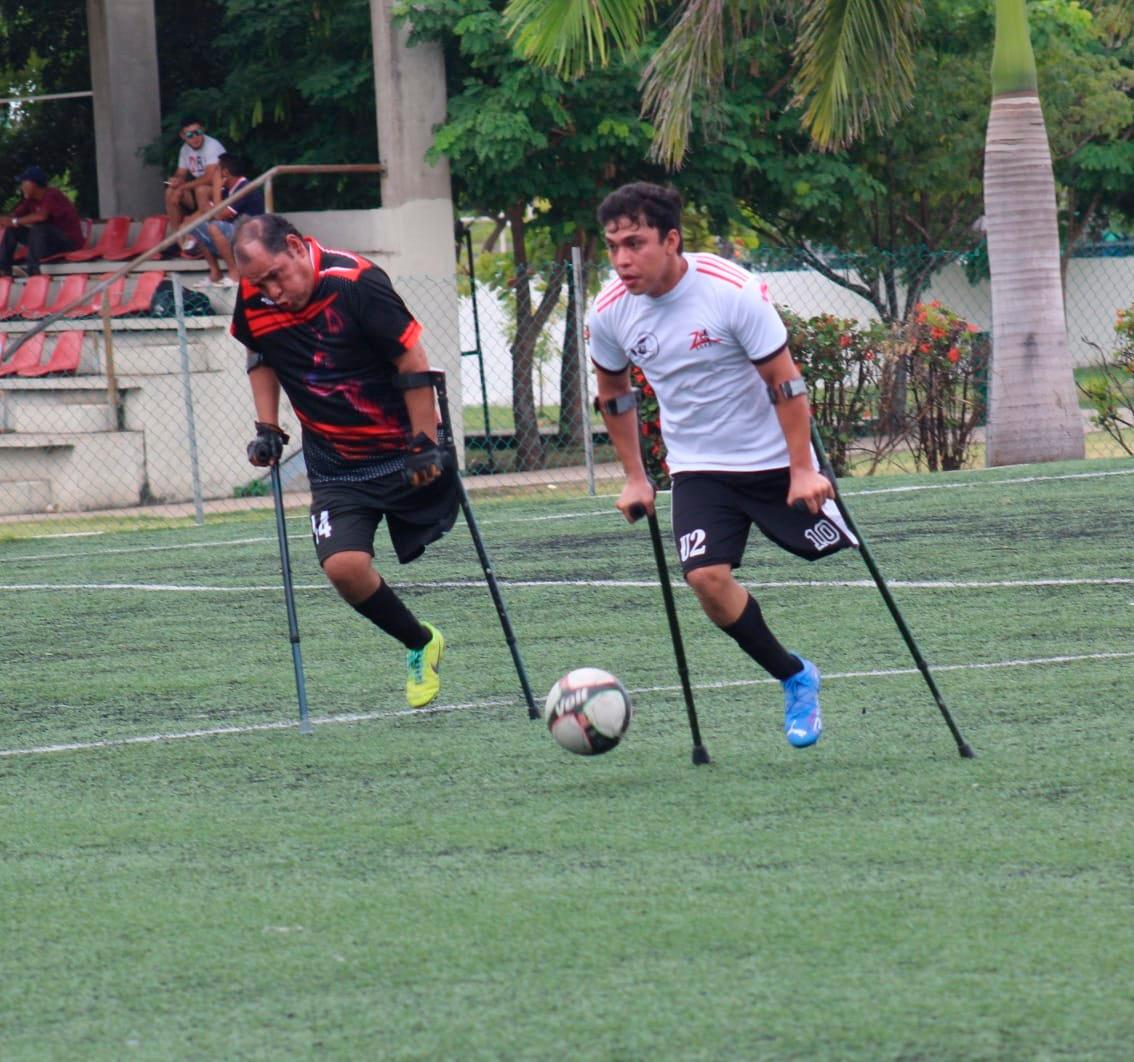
[9,402,113,434]
[99,341,210,375]
[0,478,52,516]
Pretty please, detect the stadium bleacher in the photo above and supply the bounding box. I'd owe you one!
[0,215,217,379]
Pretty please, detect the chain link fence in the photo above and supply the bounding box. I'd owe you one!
[1,247,1131,523]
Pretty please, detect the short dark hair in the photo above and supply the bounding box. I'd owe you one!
[179,116,203,131]
[218,153,247,177]
[597,182,683,246]
[233,213,303,258]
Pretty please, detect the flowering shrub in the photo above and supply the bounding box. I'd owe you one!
[903,301,988,471]
[1076,307,1134,455]
[1116,306,1134,361]
[630,366,670,489]
[779,309,889,475]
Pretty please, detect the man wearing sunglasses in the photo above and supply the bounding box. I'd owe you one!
[164,116,225,250]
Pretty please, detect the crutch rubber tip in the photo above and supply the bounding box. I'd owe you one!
[959,743,976,759]
[299,720,313,735]
[692,745,711,766]
[527,705,541,721]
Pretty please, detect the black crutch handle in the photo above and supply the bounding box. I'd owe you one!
[627,503,648,523]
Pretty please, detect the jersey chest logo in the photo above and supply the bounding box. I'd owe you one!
[627,332,660,363]
[690,329,722,350]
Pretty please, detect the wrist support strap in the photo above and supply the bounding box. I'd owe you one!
[394,372,437,391]
[767,377,808,405]
[594,390,639,416]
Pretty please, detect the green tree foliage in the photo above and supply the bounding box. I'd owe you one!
[403,0,670,469]
[0,2,97,213]
[148,0,378,211]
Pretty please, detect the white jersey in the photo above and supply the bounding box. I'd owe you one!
[178,134,226,179]
[587,253,791,473]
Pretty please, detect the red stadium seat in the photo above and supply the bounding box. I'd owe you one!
[22,274,89,320]
[43,218,95,264]
[63,274,127,317]
[109,271,166,317]
[0,276,12,316]
[103,216,170,262]
[19,331,84,377]
[0,332,47,377]
[0,275,51,320]
[63,216,131,262]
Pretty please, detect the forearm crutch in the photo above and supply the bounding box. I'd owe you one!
[402,369,540,719]
[802,422,974,758]
[269,460,313,735]
[610,391,709,765]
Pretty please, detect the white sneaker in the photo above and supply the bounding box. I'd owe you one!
[181,236,198,252]
[214,276,238,289]
[191,277,216,290]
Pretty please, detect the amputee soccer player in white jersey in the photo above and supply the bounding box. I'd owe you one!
[587,182,857,748]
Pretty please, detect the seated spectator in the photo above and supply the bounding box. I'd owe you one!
[164,116,225,248]
[191,154,265,288]
[0,166,84,277]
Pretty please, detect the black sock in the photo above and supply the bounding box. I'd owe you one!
[720,595,803,681]
[350,582,430,650]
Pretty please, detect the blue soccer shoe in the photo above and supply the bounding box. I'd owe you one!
[782,657,822,748]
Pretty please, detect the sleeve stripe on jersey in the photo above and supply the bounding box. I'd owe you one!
[398,319,423,351]
[695,263,746,289]
[595,281,628,314]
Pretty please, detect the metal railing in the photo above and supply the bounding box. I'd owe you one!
[2,162,386,361]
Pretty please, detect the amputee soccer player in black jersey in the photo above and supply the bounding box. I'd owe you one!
[230,213,456,709]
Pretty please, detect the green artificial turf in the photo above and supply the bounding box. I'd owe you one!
[1,458,1132,1059]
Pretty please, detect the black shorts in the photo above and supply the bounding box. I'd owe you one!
[670,469,857,575]
[309,466,460,566]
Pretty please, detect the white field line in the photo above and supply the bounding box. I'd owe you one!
[1,464,1130,565]
[3,649,1131,760]
[0,576,1132,594]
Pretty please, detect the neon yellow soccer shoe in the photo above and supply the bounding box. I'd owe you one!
[406,622,444,708]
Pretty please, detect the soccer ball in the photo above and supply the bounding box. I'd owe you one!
[543,668,633,756]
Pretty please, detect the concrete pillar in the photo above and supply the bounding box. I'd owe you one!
[369,0,453,206]
[86,0,164,218]
[369,0,462,452]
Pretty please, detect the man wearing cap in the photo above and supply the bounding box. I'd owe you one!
[0,166,84,277]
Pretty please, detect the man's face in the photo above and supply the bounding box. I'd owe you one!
[19,179,37,199]
[180,124,207,147]
[237,234,316,311]
[603,215,682,297]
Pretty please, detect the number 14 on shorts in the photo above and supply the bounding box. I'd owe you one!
[311,510,332,541]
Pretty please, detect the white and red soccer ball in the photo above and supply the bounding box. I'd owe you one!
[543,668,633,756]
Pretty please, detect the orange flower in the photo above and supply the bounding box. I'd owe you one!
[947,347,960,363]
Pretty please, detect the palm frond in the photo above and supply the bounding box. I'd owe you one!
[793,0,922,150]
[504,0,658,77]
[640,0,731,168]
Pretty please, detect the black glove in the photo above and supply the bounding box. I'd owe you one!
[247,421,290,466]
[404,432,446,487]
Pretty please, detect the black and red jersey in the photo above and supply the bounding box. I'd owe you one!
[230,238,424,482]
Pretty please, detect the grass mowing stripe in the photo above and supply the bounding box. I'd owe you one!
[3,650,1129,760]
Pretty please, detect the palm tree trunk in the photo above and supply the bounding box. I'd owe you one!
[983,0,1084,465]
